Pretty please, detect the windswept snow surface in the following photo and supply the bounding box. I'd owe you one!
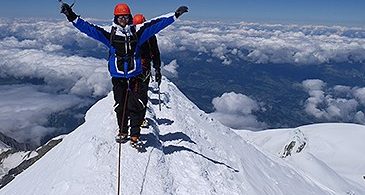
[236,123,365,194]
[0,78,362,195]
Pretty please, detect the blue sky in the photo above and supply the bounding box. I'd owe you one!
[1,0,365,26]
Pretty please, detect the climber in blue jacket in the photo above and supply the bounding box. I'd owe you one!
[60,3,188,147]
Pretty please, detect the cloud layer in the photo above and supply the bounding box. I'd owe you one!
[0,85,87,144]
[302,79,365,123]
[0,18,112,145]
[0,19,111,97]
[210,92,267,130]
[158,21,365,65]
[1,18,365,144]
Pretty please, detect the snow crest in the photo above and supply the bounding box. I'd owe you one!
[1,78,362,195]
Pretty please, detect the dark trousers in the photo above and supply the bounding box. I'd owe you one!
[112,77,149,137]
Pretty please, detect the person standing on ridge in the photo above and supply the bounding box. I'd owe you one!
[60,2,188,148]
[133,13,162,128]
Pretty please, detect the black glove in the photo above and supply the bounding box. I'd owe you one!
[175,6,188,18]
[155,70,162,86]
[61,3,78,22]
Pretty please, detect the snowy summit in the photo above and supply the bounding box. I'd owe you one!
[1,77,365,195]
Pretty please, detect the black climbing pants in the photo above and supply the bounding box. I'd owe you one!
[112,77,149,138]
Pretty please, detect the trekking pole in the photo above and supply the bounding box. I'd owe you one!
[158,86,161,111]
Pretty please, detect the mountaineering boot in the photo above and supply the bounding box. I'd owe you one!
[115,132,129,143]
[130,136,143,149]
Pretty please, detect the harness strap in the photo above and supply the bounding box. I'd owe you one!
[110,26,117,44]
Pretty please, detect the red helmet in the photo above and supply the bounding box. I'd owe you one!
[133,14,146,25]
[114,3,131,15]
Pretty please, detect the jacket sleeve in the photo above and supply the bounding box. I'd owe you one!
[149,36,161,71]
[136,12,176,49]
[72,18,111,47]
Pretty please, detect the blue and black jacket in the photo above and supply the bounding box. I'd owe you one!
[71,13,176,78]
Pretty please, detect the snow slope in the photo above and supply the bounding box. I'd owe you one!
[236,123,365,193]
[0,150,37,180]
[1,78,363,195]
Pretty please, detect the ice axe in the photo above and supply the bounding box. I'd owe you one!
[58,0,76,7]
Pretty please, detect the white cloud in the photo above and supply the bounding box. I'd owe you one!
[0,48,111,96]
[158,20,365,65]
[333,85,352,97]
[162,59,179,78]
[0,85,85,144]
[0,19,112,145]
[302,79,365,123]
[0,19,111,97]
[354,111,365,124]
[302,79,325,91]
[211,92,267,130]
[353,87,365,105]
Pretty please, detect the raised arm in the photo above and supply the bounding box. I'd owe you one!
[72,18,111,47]
[135,6,188,49]
[61,3,111,47]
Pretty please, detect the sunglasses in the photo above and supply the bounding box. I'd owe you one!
[117,15,129,20]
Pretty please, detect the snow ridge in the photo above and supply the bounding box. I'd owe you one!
[1,78,363,194]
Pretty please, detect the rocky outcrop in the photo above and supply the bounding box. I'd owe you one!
[0,138,63,188]
[0,132,32,151]
[281,128,307,158]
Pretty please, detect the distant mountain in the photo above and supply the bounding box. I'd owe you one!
[0,139,9,151]
[0,132,30,151]
[1,78,363,194]
[0,134,63,188]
